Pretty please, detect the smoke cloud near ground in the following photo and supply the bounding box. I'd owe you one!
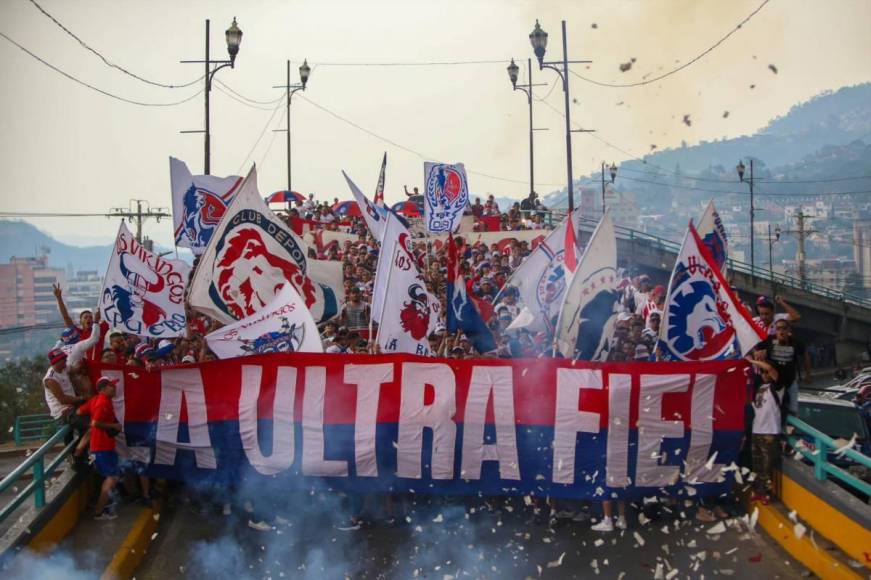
[2,548,98,580]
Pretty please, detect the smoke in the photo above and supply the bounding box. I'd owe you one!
[1,548,99,580]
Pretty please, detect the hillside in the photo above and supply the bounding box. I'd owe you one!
[0,220,112,272]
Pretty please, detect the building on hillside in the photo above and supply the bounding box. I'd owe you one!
[854,220,871,290]
[0,256,65,328]
[784,257,857,291]
[65,270,102,318]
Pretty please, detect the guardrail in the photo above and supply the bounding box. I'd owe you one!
[0,425,76,526]
[14,413,56,446]
[567,213,871,309]
[785,414,871,497]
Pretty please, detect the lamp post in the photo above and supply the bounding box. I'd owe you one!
[273,60,310,192]
[601,161,617,215]
[181,18,243,175]
[767,223,781,300]
[529,20,592,213]
[736,158,756,283]
[507,58,546,202]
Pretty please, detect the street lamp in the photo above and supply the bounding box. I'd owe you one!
[181,18,243,175]
[273,60,311,192]
[736,158,756,283]
[768,223,781,299]
[528,20,592,213]
[601,161,617,215]
[507,58,546,204]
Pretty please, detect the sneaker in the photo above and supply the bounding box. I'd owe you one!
[571,511,590,522]
[94,509,117,521]
[247,519,271,532]
[273,515,290,526]
[615,516,628,530]
[222,503,232,516]
[591,517,614,532]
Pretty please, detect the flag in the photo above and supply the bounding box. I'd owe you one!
[371,212,414,323]
[657,223,766,361]
[564,214,579,273]
[446,235,496,353]
[697,200,728,272]
[170,157,242,255]
[99,222,191,338]
[423,162,469,234]
[343,170,387,241]
[374,152,387,206]
[188,165,343,325]
[554,213,619,359]
[205,283,323,359]
[376,235,440,356]
[497,210,580,333]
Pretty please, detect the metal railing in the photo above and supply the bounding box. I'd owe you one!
[13,414,56,446]
[785,415,871,497]
[567,213,871,309]
[0,425,76,526]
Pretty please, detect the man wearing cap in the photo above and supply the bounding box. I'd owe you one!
[77,376,123,520]
[44,348,87,422]
[753,295,801,337]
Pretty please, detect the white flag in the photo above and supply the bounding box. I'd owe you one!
[423,162,469,234]
[100,222,191,338]
[188,165,343,325]
[697,200,729,273]
[554,213,619,359]
[170,157,242,255]
[371,212,414,323]
[343,170,387,241]
[376,231,439,356]
[205,284,323,359]
[497,209,581,333]
[657,223,765,361]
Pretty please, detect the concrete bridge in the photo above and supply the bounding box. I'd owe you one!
[576,219,871,366]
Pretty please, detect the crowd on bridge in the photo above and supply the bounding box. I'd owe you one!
[40,186,826,529]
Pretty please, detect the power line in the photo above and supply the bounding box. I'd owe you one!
[0,31,203,107]
[214,83,282,111]
[569,0,773,89]
[214,79,284,106]
[296,94,563,187]
[26,0,203,89]
[236,100,286,174]
[293,59,511,67]
[0,212,110,217]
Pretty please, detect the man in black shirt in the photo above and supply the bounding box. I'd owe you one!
[760,319,810,415]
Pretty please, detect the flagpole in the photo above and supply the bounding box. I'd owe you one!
[375,245,399,353]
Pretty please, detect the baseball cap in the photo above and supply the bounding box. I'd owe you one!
[60,327,81,345]
[134,343,154,360]
[756,296,773,308]
[48,348,68,365]
[155,339,175,357]
[95,376,120,390]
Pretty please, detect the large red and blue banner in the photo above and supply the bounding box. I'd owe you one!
[93,354,748,499]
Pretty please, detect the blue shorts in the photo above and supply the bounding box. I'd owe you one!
[120,459,147,476]
[93,451,119,478]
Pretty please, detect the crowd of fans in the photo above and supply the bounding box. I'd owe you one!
[40,188,826,526]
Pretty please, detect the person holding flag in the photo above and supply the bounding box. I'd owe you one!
[446,235,496,354]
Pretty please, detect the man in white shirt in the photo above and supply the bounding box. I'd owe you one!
[747,358,781,503]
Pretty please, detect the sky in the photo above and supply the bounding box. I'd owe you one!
[1,0,870,248]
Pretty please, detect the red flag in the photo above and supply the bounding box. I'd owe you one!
[564,217,578,273]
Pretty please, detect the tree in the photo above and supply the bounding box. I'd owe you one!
[0,356,51,443]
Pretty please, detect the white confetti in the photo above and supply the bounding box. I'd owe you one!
[638,513,650,526]
[594,539,604,547]
[793,523,807,539]
[150,532,158,541]
[706,522,727,535]
[546,552,566,568]
[704,451,719,471]
[633,531,645,546]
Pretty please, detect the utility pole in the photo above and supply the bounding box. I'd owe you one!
[108,199,171,244]
[272,59,310,193]
[781,210,816,286]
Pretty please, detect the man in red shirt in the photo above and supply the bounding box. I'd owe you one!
[78,376,122,520]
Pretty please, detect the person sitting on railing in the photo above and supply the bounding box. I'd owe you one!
[753,295,801,337]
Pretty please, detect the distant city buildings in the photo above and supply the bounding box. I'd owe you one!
[0,256,65,328]
[854,219,871,291]
[579,186,640,228]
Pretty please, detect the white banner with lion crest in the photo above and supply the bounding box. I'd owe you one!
[188,166,343,325]
[205,283,323,359]
[100,222,191,337]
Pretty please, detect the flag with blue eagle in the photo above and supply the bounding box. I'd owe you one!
[657,223,765,361]
[447,235,495,354]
